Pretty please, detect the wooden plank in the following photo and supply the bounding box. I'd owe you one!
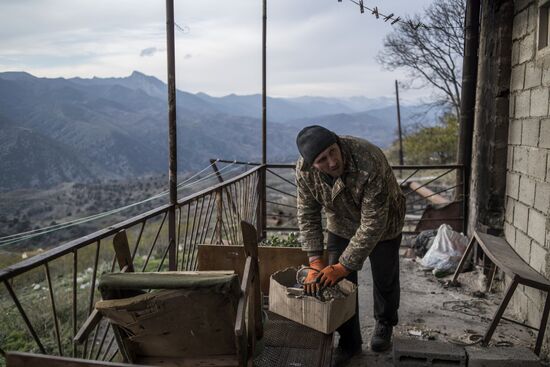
[113,231,134,273]
[5,352,146,367]
[475,231,550,288]
[197,245,316,294]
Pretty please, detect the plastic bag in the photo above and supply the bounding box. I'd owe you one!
[420,224,468,272]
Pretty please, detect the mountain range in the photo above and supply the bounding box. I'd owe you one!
[0,71,440,191]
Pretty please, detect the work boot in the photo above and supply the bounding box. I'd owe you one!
[370,321,393,352]
[332,345,361,367]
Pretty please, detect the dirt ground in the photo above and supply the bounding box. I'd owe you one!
[342,248,545,366]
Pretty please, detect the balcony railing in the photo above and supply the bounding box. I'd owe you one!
[0,162,464,363]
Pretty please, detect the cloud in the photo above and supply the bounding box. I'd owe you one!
[140,47,158,57]
[0,0,436,99]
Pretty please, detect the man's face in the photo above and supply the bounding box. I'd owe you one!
[312,143,344,178]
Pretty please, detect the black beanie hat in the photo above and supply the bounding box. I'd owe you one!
[296,125,337,166]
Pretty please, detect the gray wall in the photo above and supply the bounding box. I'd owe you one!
[505,0,550,349]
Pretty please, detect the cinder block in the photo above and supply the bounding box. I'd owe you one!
[512,41,520,66]
[504,222,516,245]
[506,198,515,223]
[534,182,550,213]
[519,33,535,64]
[522,118,540,146]
[524,61,542,89]
[515,228,532,260]
[513,146,529,174]
[509,119,522,145]
[527,4,538,32]
[511,64,526,91]
[519,176,536,205]
[506,172,520,199]
[530,88,549,117]
[512,8,528,40]
[528,148,548,180]
[393,338,466,366]
[515,90,531,118]
[466,346,540,367]
[540,119,550,148]
[528,209,547,248]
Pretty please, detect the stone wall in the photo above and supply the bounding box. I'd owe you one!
[505,0,550,351]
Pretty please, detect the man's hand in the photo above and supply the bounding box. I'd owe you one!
[317,263,350,287]
[304,257,326,296]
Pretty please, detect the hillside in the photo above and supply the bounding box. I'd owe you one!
[0,71,440,191]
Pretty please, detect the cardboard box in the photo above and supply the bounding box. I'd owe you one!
[268,267,357,334]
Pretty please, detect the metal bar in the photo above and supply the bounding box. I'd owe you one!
[405,217,463,222]
[87,322,100,359]
[210,159,224,183]
[72,250,78,357]
[266,200,297,209]
[397,168,420,187]
[82,240,100,358]
[214,159,260,166]
[157,238,172,272]
[176,165,262,206]
[222,189,239,245]
[175,207,180,270]
[395,80,404,166]
[535,293,550,355]
[44,263,63,356]
[141,211,168,272]
[131,221,146,261]
[200,193,216,244]
[108,349,119,362]
[407,184,461,206]
[3,280,46,353]
[404,168,455,197]
[482,279,518,346]
[266,168,297,188]
[95,322,111,360]
[266,184,297,199]
[499,316,539,331]
[262,0,267,166]
[266,227,299,231]
[101,335,115,361]
[215,189,223,244]
[165,0,178,272]
[182,203,191,270]
[0,204,171,282]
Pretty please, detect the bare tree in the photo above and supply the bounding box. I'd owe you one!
[377,0,465,118]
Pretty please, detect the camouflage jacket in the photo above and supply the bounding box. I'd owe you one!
[296,136,405,271]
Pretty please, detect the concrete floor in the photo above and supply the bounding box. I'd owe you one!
[343,248,541,366]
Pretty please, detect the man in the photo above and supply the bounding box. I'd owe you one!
[295,125,405,362]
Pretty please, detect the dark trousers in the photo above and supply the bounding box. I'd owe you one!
[327,232,402,350]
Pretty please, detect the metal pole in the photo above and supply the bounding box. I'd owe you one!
[395,80,404,166]
[166,0,177,270]
[456,0,480,234]
[260,0,267,239]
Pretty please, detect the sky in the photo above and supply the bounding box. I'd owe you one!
[0,0,436,99]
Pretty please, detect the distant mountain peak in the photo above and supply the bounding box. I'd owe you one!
[0,71,36,81]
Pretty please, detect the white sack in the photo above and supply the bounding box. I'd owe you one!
[420,224,468,271]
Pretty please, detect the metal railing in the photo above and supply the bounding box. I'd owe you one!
[0,162,464,363]
[0,165,262,363]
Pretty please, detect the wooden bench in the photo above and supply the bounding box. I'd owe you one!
[452,230,550,355]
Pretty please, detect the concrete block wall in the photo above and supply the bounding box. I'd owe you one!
[505,0,550,350]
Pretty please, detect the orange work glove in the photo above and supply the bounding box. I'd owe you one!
[304,257,326,296]
[317,263,350,288]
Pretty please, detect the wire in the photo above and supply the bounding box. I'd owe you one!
[344,0,464,31]
[0,161,243,247]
